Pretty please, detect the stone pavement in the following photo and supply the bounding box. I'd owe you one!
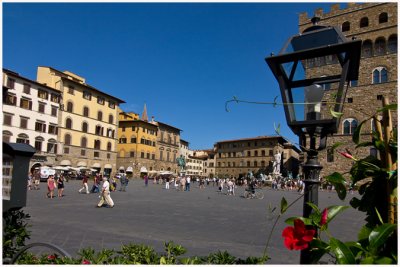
[21,179,364,264]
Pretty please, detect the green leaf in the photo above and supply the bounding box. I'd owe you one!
[284,217,312,226]
[308,239,330,264]
[377,103,397,112]
[368,224,397,252]
[375,207,384,225]
[274,122,281,135]
[358,225,372,241]
[355,141,374,148]
[327,206,349,224]
[374,256,395,264]
[159,256,166,264]
[325,172,345,184]
[306,202,321,214]
[325,172,347,200]
[330,108,343,118]
[330,238,356,264]
[280,197,288,213]
[352,119,367,144]
[361,256,375,264]
[331,142,344,150]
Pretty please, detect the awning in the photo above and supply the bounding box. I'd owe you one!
[119,166,125,170]
[60,160,71,166]
[104,164,112,169]
[77,161,87,167]
[140,166,148,173]
[126,166,133,172]
[92,163,101,168]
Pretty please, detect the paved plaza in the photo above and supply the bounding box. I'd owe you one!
[21,179,364,264]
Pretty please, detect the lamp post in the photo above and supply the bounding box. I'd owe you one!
[266,17,361,264]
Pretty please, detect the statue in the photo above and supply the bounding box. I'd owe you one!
[272,152,281,174]
[177,155,186,171]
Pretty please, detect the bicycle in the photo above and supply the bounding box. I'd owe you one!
[243,189,264,199]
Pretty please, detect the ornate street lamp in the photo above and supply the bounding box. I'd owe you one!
[265,17,361,264]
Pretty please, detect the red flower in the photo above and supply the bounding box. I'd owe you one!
[338,151,355,160]
[320,208,328,226]
[47,254,56,260]
[82,259,91,264]
[282,219,315,250]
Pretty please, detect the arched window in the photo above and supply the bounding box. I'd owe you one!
[343,118,358,135]
[82,122,88,133]
[16,133,29,144]
[3,130,12,143]
[360,17,369,28]
[374,38,386,56]
[65,118,72,129]
[254,151,258,157]
[67,101,73,112]
[83,106,89,117]
[108,114,114,124]
[64,134,72,145]
[379,12,388,24]
[94,140,101,150]
[254,161,258,167]
[388,35,397,53]
[81,137,87,148]
[97,111,103,121]
[107,142,112,151]
[362,40,373,58]
[342,21,350,32]
[373,67,388,84]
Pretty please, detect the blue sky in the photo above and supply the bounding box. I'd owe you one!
[3,2,346,149]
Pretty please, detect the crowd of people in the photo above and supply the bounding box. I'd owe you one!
[29,169,348,210]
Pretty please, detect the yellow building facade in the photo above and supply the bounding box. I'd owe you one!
[117,110,158,176]
[36,66,125,176]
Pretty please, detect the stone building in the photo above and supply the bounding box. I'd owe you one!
[155,121,181,174]
[116,109,158,177]
[214,136,301,178]
[298,3,397,177]
[36,66,125,176]
[2,68,62,172]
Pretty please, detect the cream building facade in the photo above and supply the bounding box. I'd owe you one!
[36,66,125,176]
[214,136,301,178]
[3,68,62,172]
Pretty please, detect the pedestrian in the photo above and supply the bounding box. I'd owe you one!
[165,176,170,189]
[185,176,191,191]
[174,177,178,190]
[180,176,186,191]
[97,177,114,208]
[79,173,90,194]
[144,174,149,187]
[57,175,65,197]
[34,170,40,190]
[47,175,56,198]
[91,174,99,193]
[27,172,33,190]
[120,174,128,192]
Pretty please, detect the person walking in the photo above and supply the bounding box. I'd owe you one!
[27,172,33,190]
[144,174,149,187]
[97,177,114,208]
[185,176,191,191]
[180,176,186,191]
[34,170,40,190]
[57,175,65,197]
[47,175,56,198]
[79,174,90,194]
[165,176,170,189]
